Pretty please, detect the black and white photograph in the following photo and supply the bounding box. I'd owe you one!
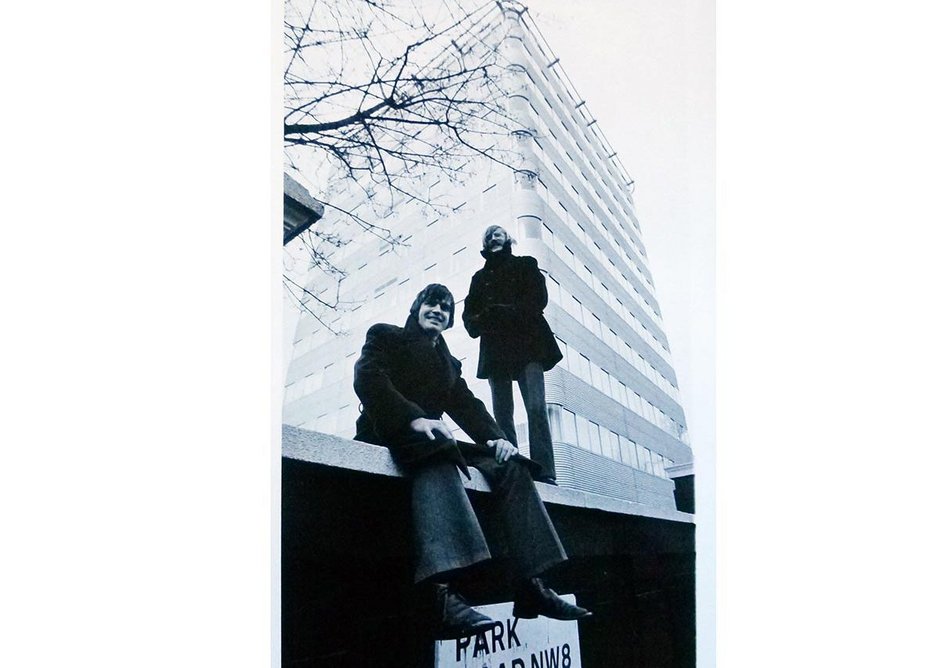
[280,1,713,665]
[10,2,939,668]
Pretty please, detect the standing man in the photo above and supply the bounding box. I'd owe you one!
[353,284,590,640]
[463,226,562,485]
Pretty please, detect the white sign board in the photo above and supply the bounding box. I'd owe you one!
[435,596,583,668]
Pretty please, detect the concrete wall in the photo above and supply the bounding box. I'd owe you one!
[281,427,695,667]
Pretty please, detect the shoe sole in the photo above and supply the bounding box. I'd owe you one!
[512,608,593,621]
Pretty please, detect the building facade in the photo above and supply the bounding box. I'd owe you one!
[283,2,692,509]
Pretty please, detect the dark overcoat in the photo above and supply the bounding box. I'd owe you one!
[462,247,563,381]
[353,316,506,471]
[352,315,562,583]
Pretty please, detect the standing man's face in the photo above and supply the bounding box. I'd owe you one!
[417,299,451,335]
[486,227,508,252]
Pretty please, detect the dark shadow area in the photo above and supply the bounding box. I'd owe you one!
[282,457,694,667]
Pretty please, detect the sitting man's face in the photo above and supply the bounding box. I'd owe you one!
[418,298,452,335]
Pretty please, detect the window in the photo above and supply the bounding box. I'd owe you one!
[571,297,585,324]
[623,343,636,365]
[589,314,601,337]
[543,226,555,251]
[575,414,590,450]
[576,261,590,284]
[580,354,592,384]
[621,437,638,468]
[547,275,561,305]
[652,453,665,477]
[628,390,642,414]
[599,428,614,459]
[561,408,577,444]
[608,432,623,462]
[546,404,562,440]
[567,352,582,381]
[555,337,568,371]
[589,421,601,454]
[616,381,628,405]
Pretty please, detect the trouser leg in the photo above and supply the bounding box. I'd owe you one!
[488,377,518,447]
[410,460,491,583]
[466,452,567,580]
[518,362,556,480]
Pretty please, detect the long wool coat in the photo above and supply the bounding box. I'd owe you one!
[353,316,506,470]
[462,247,563,381]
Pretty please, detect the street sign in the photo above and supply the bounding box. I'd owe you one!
[435,596,583,668]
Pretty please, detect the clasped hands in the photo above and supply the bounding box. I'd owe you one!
[409,417,518,463]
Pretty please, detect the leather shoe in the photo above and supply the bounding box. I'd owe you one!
[535,476,558,486]
[513,578,592,620]
[433,584,499,640]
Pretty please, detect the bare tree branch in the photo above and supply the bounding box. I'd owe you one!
[284,0,527,323]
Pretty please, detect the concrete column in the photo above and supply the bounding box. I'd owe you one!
[501,2,544,250]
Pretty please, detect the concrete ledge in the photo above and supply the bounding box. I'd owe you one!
[282,425,694,525]
[666,461,694,479]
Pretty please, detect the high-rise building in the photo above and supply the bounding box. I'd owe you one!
[283,2,692,509]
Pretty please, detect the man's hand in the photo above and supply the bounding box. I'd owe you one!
[486,438,518,464]
[410,417,454,441]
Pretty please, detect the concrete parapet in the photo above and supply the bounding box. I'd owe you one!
[281,425,695,667]
[282,425,693,525]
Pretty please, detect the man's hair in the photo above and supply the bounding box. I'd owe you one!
[481,224,516,250]
[409,283,455,329]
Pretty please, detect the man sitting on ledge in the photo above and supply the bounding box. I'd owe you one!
[353,283,591,640]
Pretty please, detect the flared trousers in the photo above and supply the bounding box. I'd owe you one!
[394,439,567,584]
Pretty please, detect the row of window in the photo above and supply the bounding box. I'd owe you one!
[536,175,661,329]
[552,335,687,443]
[548,276,678,400]
[549,290,680,407]
[298,397,677,483]
[541,184,655,299]
[546,404,675,478]
[545,254,672,366]
[543,223,668,359]
[520,48,641,242]
[294,225,489,355]
[528,113,646,270]
[291,274,680,442]
[528,112,649,279]
[302,403,358,440]
[285,349,359,405]
[574,209,653,292]
[287,341,685,449]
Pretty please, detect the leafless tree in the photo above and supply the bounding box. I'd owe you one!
[283,0,527,328]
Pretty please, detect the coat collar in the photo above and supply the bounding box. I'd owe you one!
[480,244,514,266]
[404,314,449,351]
[402,314,458,383]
